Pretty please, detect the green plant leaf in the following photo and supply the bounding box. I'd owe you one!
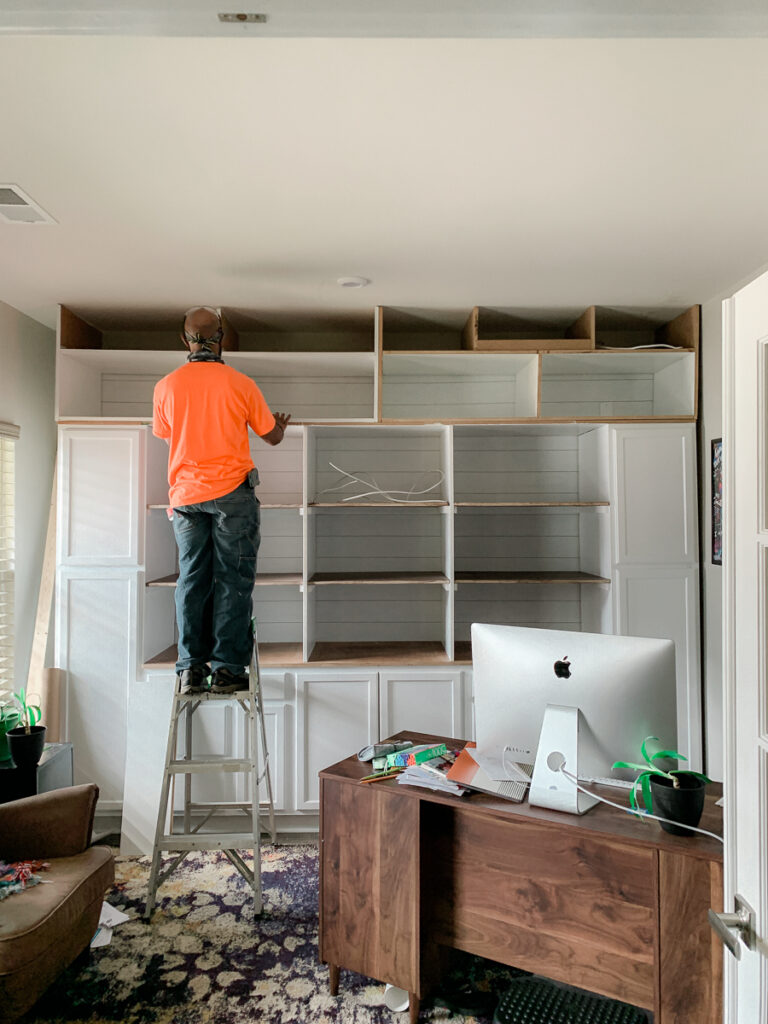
[640,736,660,766]
[650,748,687,763]
[640,772,654,813]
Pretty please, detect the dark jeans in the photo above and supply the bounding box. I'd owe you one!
[171,480,261,674]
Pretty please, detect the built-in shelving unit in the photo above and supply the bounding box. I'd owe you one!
[56,303,699,670]
[56,302,705,821]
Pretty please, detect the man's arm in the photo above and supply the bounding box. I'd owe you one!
[260,411,291,446]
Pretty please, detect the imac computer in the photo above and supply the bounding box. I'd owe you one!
[471,623,678,814]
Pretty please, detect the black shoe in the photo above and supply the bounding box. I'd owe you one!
[177,665,209,695]
[210,667,249,694]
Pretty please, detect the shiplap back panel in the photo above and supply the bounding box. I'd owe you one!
[313,509,445,573]
[146,513,176,580]
[258,510,302,574]
[311,430,447,503]
[383,372,519,419]
[454,583,583,640]
[100,374,373,420]
[540,372,655,418]
[58,355,102,417]
[253,586,303,643]
[455,508,581,572]
[314,585,446,643]
[142,585,176,665]
[454,431,580,501]
[256,376,373,420]
[250,433,303,504]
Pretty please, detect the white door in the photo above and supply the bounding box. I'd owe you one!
[720,273,768,1021]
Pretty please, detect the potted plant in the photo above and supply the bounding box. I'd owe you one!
[0,690,20,761]
[7,688,46,769]
[613,735,710,836]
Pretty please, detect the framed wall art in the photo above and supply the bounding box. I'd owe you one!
[711,437,722,565]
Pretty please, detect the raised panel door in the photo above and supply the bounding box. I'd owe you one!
[295,670,378,810]
[58,426,144,565]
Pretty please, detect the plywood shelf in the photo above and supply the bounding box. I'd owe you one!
[455,570,610,585]
[309,571,449,586]
[148,503,302,510]
[456,501,609,508]
[307,641,452,665]
[144,643,305,670]
[146,572,302,588]
[309,501,449,508]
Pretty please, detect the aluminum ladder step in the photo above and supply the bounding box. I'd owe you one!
[167,758,255,774]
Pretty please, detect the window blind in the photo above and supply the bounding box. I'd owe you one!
[0,429,17,690]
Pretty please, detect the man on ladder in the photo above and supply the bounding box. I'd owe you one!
[152,305,290,695]
[145,306,289,919]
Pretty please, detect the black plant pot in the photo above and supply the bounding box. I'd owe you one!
[650,773,706,836]
[7,724,46,769]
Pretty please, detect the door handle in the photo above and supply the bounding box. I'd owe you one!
[708,894,756,960]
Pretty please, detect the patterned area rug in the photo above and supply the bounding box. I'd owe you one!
[18,844,647,1024]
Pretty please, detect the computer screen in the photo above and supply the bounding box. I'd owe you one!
[471,623,678,786]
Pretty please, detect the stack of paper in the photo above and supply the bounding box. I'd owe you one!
[397,754,467,796]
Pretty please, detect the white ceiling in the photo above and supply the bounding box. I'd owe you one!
[1,22,767,329]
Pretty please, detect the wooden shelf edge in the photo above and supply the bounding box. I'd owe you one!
[143,641,469,669]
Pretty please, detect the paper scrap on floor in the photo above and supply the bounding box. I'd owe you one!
[91,901,130,948]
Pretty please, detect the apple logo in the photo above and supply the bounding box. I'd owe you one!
[553,656,571,679]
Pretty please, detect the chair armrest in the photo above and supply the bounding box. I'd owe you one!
[0,783,99,861]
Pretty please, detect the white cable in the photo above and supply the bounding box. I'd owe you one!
[322,461,445,504]
[557,764,724,844]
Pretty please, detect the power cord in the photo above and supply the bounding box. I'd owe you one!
[547,753,723,844]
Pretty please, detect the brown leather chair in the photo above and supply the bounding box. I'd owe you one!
[0,784,115,1023]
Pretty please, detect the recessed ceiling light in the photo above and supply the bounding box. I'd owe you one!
[337,276,370,289]
[218,12,268,23]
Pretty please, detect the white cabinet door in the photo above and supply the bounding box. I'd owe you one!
[55,569,137,809]
[58,426,145,566]
[613,564,702,772]
[295,670,378,810]
[611,425,697,565]
[379,668,465,740]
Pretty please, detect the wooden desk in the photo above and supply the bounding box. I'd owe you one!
[319,732,723,1024]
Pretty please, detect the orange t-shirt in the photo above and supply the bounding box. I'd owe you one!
[152,361,276,508]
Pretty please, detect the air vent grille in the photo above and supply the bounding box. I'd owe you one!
[0,185,56,224]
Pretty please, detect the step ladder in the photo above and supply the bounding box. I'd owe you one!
[144,633,276,919]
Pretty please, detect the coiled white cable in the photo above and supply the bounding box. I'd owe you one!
[555,760,723,844]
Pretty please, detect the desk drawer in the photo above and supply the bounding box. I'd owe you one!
[424,805,656,1011]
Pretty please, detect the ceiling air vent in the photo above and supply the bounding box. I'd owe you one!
[0,185,56,224]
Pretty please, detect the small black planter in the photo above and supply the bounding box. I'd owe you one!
[7,725,46,769]
[650,772,706,836]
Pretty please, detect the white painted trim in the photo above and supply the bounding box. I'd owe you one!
[722,294,738,1024]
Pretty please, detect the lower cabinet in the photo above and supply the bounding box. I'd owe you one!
[160,666,469,825]
[55,568,139,811]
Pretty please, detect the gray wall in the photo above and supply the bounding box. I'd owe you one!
[699,297,723,780]
[0,301,56,689]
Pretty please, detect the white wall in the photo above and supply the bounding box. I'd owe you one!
[0,301,56,689]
